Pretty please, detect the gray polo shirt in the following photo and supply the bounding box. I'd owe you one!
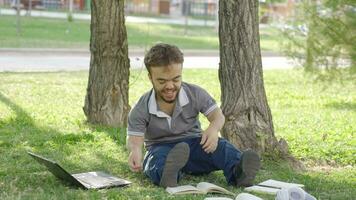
[127,82,218,147]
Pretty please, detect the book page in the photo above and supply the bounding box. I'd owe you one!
[204,193,263,200]
[197,182,235,196]
[244,185,280,195]
[166,185,205,195]
[204,197,233,200]
[235,193,263,200]
[258,179,304,189]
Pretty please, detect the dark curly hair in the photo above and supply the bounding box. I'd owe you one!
[144,43,184,73]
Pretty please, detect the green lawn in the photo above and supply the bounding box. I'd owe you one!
[0,15,282,52]
[0,70,355,199]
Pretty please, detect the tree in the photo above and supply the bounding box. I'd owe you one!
[282,0,356,77]
[83,0,130,127]
[218,0,288,156]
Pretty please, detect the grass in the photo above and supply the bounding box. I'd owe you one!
[0,15,282,52]
[0,69,355,199]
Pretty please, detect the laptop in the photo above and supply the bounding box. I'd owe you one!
[28,152,131,189]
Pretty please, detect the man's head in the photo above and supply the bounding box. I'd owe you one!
[144,43,184,104]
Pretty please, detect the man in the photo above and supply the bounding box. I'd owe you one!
[127,43,260,187]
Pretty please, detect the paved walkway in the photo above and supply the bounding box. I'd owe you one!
[0,48,297,72]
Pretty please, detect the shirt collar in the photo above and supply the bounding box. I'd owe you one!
[148,87,189,116]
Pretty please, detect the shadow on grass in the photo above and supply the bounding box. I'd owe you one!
[0,92,129,189]
[86,123,127,146]
[324,101,356,111]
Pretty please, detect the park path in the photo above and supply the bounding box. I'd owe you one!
[0,48,297,72]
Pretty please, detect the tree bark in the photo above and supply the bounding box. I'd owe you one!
[218,0,286,155]
[83,0,130,127]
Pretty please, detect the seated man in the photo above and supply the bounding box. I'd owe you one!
[126,43,261,187]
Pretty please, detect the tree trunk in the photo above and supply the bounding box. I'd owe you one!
[218,0,286,155]
[83,0,130,127]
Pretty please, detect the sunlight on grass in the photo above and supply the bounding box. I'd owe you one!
[0,70,355,199]
[0,15,282,51]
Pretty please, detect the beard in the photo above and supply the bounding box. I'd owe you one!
[154,86,180,104]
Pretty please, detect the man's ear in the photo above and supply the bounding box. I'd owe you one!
[148,72,152,82]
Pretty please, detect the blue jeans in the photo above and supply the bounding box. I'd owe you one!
[142,137,242,185]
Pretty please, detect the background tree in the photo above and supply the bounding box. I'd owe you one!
[218,0,289,157]
[83,0,130,127]
[282,0,356,78]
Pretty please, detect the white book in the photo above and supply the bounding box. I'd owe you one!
[204,193,263,200]
[166,182,235,196]
[258,179,304,189]
[244,179,304,195]
[244,185,280,195]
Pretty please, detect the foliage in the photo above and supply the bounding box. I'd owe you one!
[0,70,355,199]
[281,0,356,77]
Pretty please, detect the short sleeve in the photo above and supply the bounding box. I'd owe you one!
[127,103,147,137]
[196,87,218,116]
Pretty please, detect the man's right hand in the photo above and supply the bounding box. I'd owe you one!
[127,135,144,172]
[128,149,143,172]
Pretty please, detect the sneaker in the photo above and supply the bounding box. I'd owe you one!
[160,142,190,187]
[234,149,261,187]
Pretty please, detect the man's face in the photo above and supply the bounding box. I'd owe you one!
[149,63,182,104]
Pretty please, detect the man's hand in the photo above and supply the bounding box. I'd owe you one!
[200,128,219,153]
[127,135,144,172]
[200,107,225,154]
[128,148,143,172]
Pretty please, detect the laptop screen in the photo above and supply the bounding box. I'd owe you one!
[28,152,85,188]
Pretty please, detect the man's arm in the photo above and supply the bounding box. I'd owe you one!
[200,107,225,153]
[127,135,144,172]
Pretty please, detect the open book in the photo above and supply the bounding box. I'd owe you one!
[204,193,263,200]
[166,182,235,196]
[244,179,304,195]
